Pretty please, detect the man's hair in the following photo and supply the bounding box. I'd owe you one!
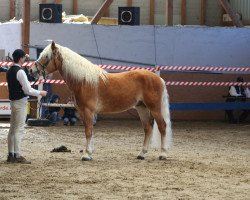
[12,49,26,63]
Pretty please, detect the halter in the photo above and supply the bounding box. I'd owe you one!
[35,59,50,79]
[34,50,57,80]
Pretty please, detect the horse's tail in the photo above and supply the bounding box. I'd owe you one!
[151,78,172,149]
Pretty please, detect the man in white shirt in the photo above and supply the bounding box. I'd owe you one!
[6,49,47,164]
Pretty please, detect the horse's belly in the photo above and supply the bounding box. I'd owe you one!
[97,97,138,114]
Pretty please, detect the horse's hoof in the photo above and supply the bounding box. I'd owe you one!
[137,155,145,160]
[81,156,92,161]
[159,156,167,160]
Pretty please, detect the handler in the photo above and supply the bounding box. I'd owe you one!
[6,49,47,164]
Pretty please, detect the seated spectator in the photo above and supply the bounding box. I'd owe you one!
[48,94,61,125]
[63,97,77,126]
[0,66,8,72]
[40,96,50,119]
[225,77,248,123]
[244,86,250,98]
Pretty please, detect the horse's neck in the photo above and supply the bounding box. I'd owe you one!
[57,67,86,92]
[58,67,74,88]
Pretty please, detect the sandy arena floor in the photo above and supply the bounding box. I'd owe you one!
[0,120,249,200]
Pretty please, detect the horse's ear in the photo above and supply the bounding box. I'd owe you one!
[51,41,56,50]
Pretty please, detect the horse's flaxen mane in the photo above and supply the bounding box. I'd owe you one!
[41,43,107,85]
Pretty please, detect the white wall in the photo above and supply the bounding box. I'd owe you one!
[29,23,250,68]
[0,23,21,57]
[0,22,249,68]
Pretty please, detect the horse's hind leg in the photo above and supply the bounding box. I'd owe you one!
[150,110,167,160]
[136,103,154,160]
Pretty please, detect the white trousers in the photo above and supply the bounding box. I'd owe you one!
[8,98,28,155]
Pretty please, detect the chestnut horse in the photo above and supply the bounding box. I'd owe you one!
[30,42,172,161]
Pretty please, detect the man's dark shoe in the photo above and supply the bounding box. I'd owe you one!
[6,155,15,163]
[14,156,31,164]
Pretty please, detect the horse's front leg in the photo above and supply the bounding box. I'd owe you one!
[81,110,95,161]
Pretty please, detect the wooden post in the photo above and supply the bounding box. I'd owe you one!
[54,0,61,3]
[73,0,78,15]
[166,0,173,26]
[103,0,110,17]
[22,0,30,54]
[10,0,15,19]
[127,0,132,7]
[149,0,155,25]
[200,0,206,25]
[181,0,186,25]
[219,0,244,27]
[91,0,114,24]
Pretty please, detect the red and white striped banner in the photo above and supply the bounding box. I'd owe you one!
[1,62,249,87]
[0,61,34,67]
[157,66,250,72]
[0,80,250,87]
[1,62,250,73]
[165,81,250,86]
[98,65,154,71]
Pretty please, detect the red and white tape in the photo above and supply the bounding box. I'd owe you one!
[0,62,34,67]
[165,81,250,86]
[1,62,250,73]
[98,65,154,71]
[1,62,249,87]
[157,66,250,72]
[0,80,250,87]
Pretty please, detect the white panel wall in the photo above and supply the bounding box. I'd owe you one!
[28,23,250,68]
[155,26,250,67]
[0,23,21,56]
[0,22,249,68]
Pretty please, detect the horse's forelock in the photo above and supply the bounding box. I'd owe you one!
[38,44,53,60]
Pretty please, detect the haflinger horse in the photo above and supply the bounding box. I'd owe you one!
[29,41,172,161]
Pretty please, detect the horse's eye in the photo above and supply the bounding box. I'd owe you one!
[46,55,48,59]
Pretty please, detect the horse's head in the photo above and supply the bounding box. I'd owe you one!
[29,41,59,80]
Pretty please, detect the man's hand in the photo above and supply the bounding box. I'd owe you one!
[40,90,48,97]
